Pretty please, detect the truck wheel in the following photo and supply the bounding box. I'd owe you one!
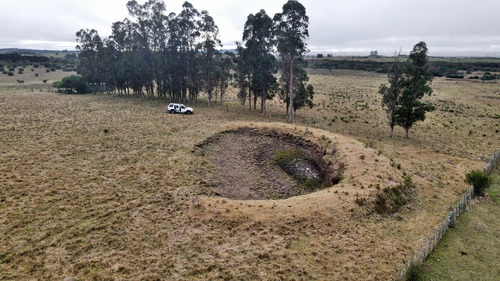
[170,110,176,114]
[187,111,192,115]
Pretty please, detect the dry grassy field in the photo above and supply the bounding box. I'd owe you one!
[1,67,499,280]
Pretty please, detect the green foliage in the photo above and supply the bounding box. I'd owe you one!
[292,76,314,110]
[310,59,500,76]
[481,72,499,81]
[8,72,14,76]
[16,79,24,83]
[396,41,435,138]
[465,170,492,196]
[241,9,278,113]
[42,79,47,84]
[379,43,434,138]
[73,0,232,100]
[406,264,423,281]
[272,149,323,191]
[198,10,223,105]
[54,75,90,94]
[272,149,309,167]
[379,53,404,138]
[374,176,415,215]
[445,73,464,79]
[274,0,311,123]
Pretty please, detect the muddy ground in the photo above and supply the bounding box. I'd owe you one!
[198,128,337,200]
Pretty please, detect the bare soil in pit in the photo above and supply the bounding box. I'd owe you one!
[198,128,337,200]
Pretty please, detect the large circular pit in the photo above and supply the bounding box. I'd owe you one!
[198,127,341,200]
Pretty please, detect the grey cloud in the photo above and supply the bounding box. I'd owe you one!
[0,0,499,56]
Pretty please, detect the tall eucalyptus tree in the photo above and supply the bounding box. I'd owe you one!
[273,0,311,123]
[242,10,278,115]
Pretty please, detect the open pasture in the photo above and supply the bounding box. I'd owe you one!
[1,69,499,280]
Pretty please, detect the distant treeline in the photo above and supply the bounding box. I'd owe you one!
[0,52,49,63]
[309,59,500,77]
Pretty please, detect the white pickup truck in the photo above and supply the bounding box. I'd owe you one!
[167,103,194,114]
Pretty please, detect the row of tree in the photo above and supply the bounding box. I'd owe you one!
[76,0,227,103]
[76,0,313,122]
[0,53,49,63]
[309,58,500,77]
[379,41,434,139]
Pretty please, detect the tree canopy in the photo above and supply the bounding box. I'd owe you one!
[273,0,313,123]
[379,42,435,138]
[74,0,313,121]
[75,0,228,102]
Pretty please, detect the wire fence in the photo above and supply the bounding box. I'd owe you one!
[394,150,500,280]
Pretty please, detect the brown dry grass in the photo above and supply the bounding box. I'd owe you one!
[1,69,499,280]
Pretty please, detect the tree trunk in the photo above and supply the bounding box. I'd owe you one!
[287,61,294,123]
[248,91,251,111]
[261,89,266,117]
[405,128,409,139]
[390,125,394,139]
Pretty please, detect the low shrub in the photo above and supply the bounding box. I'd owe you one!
[374,175,415,215]
[8,72,14,76]
[16,79,24,83]
[481,73,498,81]
[446,73,464,79]
[406,264,423,281]
[465,170,492,196]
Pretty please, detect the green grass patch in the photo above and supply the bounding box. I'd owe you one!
[272,149,309,166]
[420,168,500,280]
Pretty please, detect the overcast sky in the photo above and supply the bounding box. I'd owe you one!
[1,0,499,56]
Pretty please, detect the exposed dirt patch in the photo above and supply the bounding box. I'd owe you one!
[197,127,340,200]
